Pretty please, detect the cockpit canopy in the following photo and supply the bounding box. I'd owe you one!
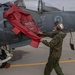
[16,0,60,13]
[23,0,60,12]
[1,0,60,13]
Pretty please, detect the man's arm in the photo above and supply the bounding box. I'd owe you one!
[42,40,50,47]
[49,34,60,48]
[42,32,58,38]
[41,34,60,48]
[36,31,58,38]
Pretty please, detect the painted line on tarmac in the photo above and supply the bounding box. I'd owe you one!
[11,59,75,67]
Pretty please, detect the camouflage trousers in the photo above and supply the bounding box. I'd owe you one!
[44,56,64,75]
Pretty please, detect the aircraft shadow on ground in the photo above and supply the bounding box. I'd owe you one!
[10,50,30,62]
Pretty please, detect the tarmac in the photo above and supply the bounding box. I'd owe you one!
[0,32,75,75]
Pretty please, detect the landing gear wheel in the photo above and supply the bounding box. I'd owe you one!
[0,55,7,68]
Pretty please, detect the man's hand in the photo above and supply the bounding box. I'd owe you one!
[38,31,43,34]
[40,38,46,42]
[34,31,43,35]
[40,38,43,42]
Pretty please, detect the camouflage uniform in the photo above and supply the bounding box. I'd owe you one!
[42,31,66,75]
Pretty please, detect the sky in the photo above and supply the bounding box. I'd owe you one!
[0,0,75,11]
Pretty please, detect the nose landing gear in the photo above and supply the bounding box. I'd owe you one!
[0,46,13,68]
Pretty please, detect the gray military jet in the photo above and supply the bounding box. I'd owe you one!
[0,0,75,68]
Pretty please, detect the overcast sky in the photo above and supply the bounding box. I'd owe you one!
[0,0,75,11]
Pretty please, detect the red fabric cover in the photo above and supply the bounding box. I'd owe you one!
[12,27,21,34]
[4,4,42,48]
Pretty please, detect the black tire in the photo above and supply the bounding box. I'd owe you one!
[0,55,7,68]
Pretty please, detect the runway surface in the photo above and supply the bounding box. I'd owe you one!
[0,33,75,75]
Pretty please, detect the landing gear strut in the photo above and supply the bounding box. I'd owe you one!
[0,46,13,68]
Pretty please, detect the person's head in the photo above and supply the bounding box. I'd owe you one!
[53,21,64,31]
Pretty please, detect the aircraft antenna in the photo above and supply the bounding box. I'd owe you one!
[38,0,43,13]
[62,6,64,11]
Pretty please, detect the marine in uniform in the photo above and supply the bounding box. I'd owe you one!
[39,21,66,75]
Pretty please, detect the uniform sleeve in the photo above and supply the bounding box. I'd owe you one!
[42,40,50,47]
[42,32,58,38]
[50,35,60,48]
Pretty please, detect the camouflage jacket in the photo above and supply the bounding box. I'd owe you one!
[42,31,66,58]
